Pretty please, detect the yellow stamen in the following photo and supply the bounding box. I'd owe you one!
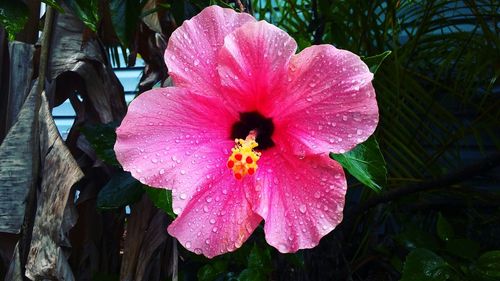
[227,131,261,179]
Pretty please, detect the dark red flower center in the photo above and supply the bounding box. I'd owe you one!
[230,111,275,150]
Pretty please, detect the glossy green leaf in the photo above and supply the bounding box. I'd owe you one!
[97,171,144,209]
[42,0,64,13]
[144,186,176,219]
[64,0,100,32]
[436,213,455,242]
[80,122,120,166]
[395,224,440,251]
[0,1,29,40]
[401,249,454,281]
[247,243,271,270]
[236,243,272,281]
[445,238,480,260]
[238,268,264,281]
[476,251,500,278]
[197,260,227,281]
[109,0,146,47]
[361,50,391,74]
[330,136,386,192]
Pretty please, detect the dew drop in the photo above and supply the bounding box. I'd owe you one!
[314,191,321,199]
[159,169,165,175]
[235,240,242,248]
[180,193,187,200]
[194,248,202,255]
[212,226,218,233]
[185,241,192,249]
[209,218,216,224]
[203,206,209,213]
[205,239,210,245]
[299,204,307,214]
[357,129,363,135]
[342,115,348,121]
[193,59,200,66]
[206,197,213,203]
[306,96,312,102]
[180,169,186,175]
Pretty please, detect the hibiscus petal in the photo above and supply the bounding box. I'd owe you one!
[246,151,346,253]
[273,45,379,154]
[217,21,297,114]
[168,171,262,258]
[114,87,237,213]
[164,5,255,96]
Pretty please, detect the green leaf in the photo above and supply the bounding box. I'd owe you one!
[445,238,480,260]
[247,243,271,271]
[109,0,146,47]
[97,171,144,209]
[237,268,264,281]
[361,50,392,74]
[80,122,119,166]
[436,213,455,242]
[41,0,64,13]
[236,243,272,281]
[395,224,440,252]
[475,251,500,278]
[64,0,100,32]
[144,186,176,219]
[330,136,386,192]
[197,260,228,281]
[0,1,29,40]
[401,249,454,281]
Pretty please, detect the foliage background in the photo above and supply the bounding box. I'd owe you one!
[0,0,499,280]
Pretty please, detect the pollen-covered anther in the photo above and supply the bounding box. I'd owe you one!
[227,131,261,179]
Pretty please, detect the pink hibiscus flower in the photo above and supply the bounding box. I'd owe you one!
[114,5,378,258]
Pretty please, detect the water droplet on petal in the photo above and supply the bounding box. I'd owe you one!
[193,59,200,66]
[203,206,209,213]
[206,197,212,203]
[212,226,218,233]
[209,218,216,224]
[194,248,202,255]
[185,241,192,249]
[159,169,165,175]
[179,193,187,200]
[299,205,307,213]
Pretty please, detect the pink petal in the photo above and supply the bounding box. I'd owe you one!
[114,87,237,214]
[246,151,346,253]
[217,21,297,114]
[273,45,379,154]
[164,5,255,96]
[168,171,262,258]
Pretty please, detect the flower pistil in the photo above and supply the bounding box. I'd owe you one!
[227,131,261,179]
